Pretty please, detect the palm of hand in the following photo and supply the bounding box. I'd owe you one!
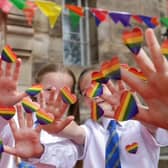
[14,128,41,158]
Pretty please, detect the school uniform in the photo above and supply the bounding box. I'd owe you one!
[79,117,168,168]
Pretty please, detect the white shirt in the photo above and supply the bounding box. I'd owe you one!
[80,118,168,168]
[0,117,14,168]
[30,130,80,168]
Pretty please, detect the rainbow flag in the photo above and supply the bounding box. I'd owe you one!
[1,45,17,63]
[36,109,54,125]
[114,91,138,121]
[0,106,16,120]
[86,81,103,98]
[60,87,77,104]
[161,39,168,60]
[125,142,138,154]
[101,57,121,80]
[26,84,43,97]
[123,27,143,55]
[22,98,39,113]
[91,101,104,121]
[92,71,109,83]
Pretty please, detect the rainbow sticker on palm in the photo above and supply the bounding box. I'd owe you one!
[101,57,121,80]
[21,98,39,113]
[86,81,103,98]
[91,101,104,121]
[36,108,54,125]
[0,106,16,120]
[125,142,138,154]
[1,45,17,63]
[122,27,143,55]
[92,71,109,84]
[128,67,147,81]
[60,87,77,104]
[161,39,168,60]
[25,84,43,97]
[114,91,138,121]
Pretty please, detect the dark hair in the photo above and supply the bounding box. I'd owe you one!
[35,63,80,124]
[77,67,98,95]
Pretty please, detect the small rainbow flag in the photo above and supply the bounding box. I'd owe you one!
[161,39,168,60]
[101,57,121,80]
[114,91,138,121]
[128,67,147,81]
[91,101,104,121]
[123,27,143,55]
[1,45,17,63]
[92,71,109,83]
[36,108,54,125]
[86,81,103,98]
[125,142,138,154]
[60,87,77,104]
[21,98,39,113]
[18,161,36,168]
[25,84,43,97]
[0,106,16,120]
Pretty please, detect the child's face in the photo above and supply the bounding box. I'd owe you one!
[40,72,74,103]
[79,71,113,112]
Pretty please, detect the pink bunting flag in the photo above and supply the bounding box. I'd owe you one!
[0,0,12,13]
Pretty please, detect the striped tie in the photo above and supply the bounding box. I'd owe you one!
[105,120,121,168]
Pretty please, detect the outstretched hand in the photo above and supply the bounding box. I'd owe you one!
[38,89,74,134]
[4,105,43,159]
[0,58,26,106]
[121,28,168,129]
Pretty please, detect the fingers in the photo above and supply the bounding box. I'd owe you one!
[38,91,45,109]
[106,80,117,94]
[117,80,126,91]
[16,104,25,128]
[5,63,12,77]
[48,88,56,105]
[136,49,155,76]
[9,119,18,138]
[26,113,34,128]
[145,28,166,73]
[13,58,22,81]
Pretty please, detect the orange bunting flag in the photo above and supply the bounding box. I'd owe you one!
[66,4,84,16]
[35,0,62,28]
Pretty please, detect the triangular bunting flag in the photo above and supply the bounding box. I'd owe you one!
[91,8,108,26]
[69,11,80,31]
[109,12,131,27]
[0,0,12,13]
[131,15,143,23]
[35,0,62,28]
[140,15,158,28]
[9,0,26,10]
[160,17,168,28]
[66,4,84,16]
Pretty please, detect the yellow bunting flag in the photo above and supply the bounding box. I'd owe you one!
[35,0,62,28]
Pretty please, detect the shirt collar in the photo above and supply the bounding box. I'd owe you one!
[101,117,122,129]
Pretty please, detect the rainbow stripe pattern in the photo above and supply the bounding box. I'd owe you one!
[25,84,43,97]
[123,27,143,55]
[114,91,138,121]
[1,45,17,63]
[18,161,36,168]
[92,71,109,84]
[60,87,77,104]
[0,106,16,120]
[86,81,103,98]
[101,57,121,80]
[36,108,54,125]
[161,39,168,60]
[128,67,147,81]
[125,142,138,154]
[91,101,104,121]
[22,98,39,113]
